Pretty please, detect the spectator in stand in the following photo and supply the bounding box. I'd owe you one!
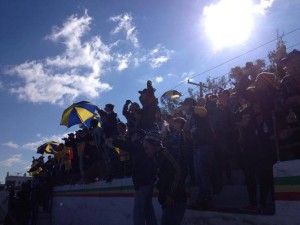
[228,92,241,113]
[100,103,120,138]
[63,133,79,175]
[234,96,276,211]
[53,143,65,173]
[197,97,206,107]
[279,49,300,116]
[112,122,129,177]
[83,127,102,183]
[37,155,45,167]
[160,114,172,139]
[236,72,278,133]
[164,117,188,171]
[235,97,258,210]
[96,106,121,181]
[90,118,112,182]
[180,97,216,210]
[215,89,235,184]
[113,129,158,225]
[206,94,220,135]
[255,112,276,211]
[133,108,143,131]
[144,131,187,225]
[43,155,54,176]
[75,129,88,181]
[61,153,72,176]
[123,100,141,136]
[138,80,161,131]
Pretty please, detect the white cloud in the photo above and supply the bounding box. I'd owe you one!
[148,44,174,68]
[110,13,139,48]
[181,72,195,82]
[0,154,27,167]
[3,141,19,149]
[3,11,174,105]
[114,52,132,71]
[155,76,163,83]
[5,11,112,105]
[254,0,275,15]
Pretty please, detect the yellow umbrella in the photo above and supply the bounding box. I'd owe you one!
[60,101,97,128]
[37,141,60,154]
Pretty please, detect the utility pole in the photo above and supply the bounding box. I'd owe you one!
[187,79,209,97]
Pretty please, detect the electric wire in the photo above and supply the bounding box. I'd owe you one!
[180,41,300,96]
[170,27,300,92]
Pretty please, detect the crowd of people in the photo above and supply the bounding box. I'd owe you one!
[23,49,300,225]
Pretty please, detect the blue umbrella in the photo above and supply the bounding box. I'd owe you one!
[37,141,60,154]
[80,114,102,129]
[60,101,97,128]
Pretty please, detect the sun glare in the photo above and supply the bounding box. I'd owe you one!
[203,0,255,51]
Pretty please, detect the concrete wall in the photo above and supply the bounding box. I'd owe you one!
[52,160,300,225]
[52,178,162,225]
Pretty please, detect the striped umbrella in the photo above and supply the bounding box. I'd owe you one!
[79,114,102,129]
[60,101,97,128]
[37,141,60,154]
[161,90,182,100]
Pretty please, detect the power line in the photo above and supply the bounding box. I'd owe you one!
[172,27,300,91]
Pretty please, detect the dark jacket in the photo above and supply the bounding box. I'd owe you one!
[113,138,157,189]
[155,148,187,207]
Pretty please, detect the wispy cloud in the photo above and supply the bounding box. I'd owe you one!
[110,13,139,48]
[148,44,174,68]
[3,11,173,105]
[115,52,132,71]
[0,154,27,167]
[21,133,67,151]
[181,71,195,82]
[5,11,112,105]
[0,80,3,90]
[155,76,163,83]
[3,141,19,149]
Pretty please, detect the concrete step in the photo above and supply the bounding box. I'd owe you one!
[36,212,51,225]
[188,185,249,209]
[212,185,249,208]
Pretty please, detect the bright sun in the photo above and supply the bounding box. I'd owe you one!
[203,0,255,51]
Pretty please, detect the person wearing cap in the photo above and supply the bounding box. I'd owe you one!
[143,131,187,225]
[113,129,158,225]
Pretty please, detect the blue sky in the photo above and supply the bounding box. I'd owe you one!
[0,0,299,183]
